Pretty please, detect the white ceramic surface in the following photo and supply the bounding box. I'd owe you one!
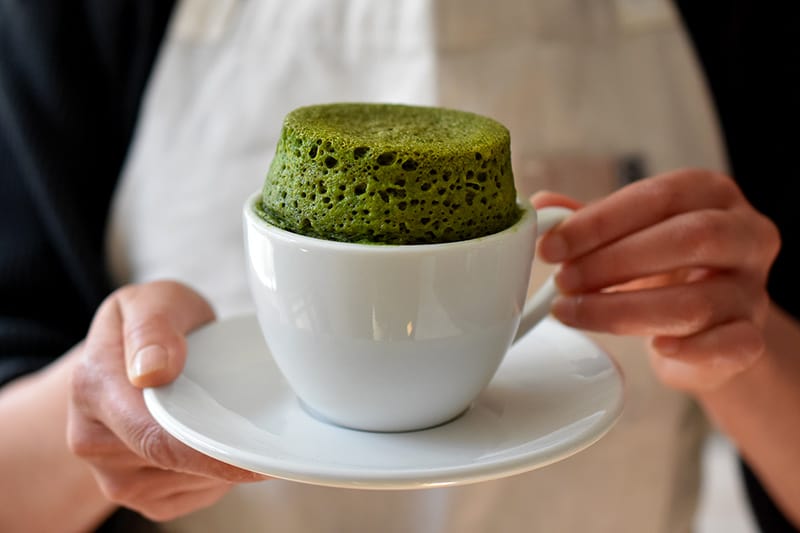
[144,314,624,490]
[244,192,572,431]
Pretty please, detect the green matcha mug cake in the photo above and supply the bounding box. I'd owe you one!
[245,103,580,431]
[258,103,521,244]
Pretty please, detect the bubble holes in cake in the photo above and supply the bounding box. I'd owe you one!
[260,103,521,245]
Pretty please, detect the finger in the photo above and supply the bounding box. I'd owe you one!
[529,190,584,210]
[528,192,584,261]
[649,320,765,392]
[117,280,215,387]
[75,370,266,483]
[92,464,233,505]
[538,169,741,263]
[135,484,233,523]
[134,466,234,498]
[603,267,712,292]
[67,403,131,460]
[555,208,767,293]
[551,274,764,337]
[101,387,267,482]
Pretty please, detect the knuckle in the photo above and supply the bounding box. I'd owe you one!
[675,291,715,334]
[67,371,104,457]
[141,502,191,523]
[733,320,766,358]
[66,427,94,458]
[705,170,734,192]
[98,475,138,505]
[638,177,680,214]
[66,418,100,458]
[66,416,120,460]
[142,508,177,523]
[729,209,781,272]
[656,168,726,209]
[126,312,172,345]
[755,213,782,261]
[114,283,142,302]
[648,351,693,391]
[654,370,690,392]
[585,211,615,243]
[66,364,118,460]
[679,211,728,259]
[702,170,741,204]
[752,291,771,324]
[137,423,176,467]
[94,290,124,320]
[68,360,94,409]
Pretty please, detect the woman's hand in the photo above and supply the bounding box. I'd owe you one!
[67,281,267,521]
[532,169,781,393]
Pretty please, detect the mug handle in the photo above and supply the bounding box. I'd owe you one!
[513,206,575,343]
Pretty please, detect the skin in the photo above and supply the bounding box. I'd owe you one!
[67,282,268,521]
[0,281,266,532]
[0,346,114,533]
[532,168,799,525]
[0,168,796,529]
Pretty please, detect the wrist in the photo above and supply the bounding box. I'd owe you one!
[692,305,800,526]
[0,346,116,532]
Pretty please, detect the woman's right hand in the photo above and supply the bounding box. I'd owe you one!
[67,280,267,521]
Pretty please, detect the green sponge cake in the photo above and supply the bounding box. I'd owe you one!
[260,103,520,244]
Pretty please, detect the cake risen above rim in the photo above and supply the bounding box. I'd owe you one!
[260,103,520,244]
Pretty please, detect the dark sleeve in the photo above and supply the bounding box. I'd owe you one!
[674,0,800,318]
[674,2,800,532]
[0,0,174,386]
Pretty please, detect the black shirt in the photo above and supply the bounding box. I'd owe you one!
[676,3,800,531]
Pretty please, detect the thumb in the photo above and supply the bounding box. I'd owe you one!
[118,280,216,388]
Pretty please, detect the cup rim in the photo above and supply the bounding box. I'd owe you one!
[244,191,536,252]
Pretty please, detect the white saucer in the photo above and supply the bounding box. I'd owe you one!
[144,314,624,490]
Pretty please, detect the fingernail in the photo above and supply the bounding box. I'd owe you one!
[540,234,568,263]
[131,345,169,380]
[552,296,578,324]
[555,266,581,292]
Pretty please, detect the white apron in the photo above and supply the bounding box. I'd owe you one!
[108,0,725,531]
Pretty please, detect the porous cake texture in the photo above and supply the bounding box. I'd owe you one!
[260,103,520,244]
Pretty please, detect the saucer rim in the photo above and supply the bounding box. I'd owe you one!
[144,314,624,490]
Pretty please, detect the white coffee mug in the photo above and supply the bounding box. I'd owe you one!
[244,191,572,432]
